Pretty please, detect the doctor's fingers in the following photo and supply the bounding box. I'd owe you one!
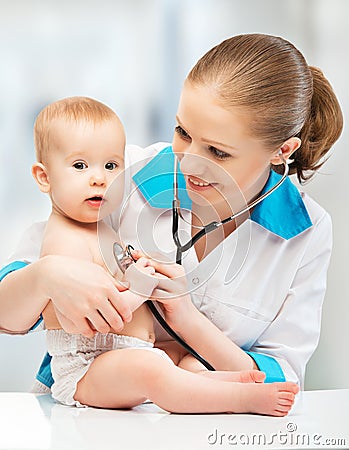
[99,285,133,326]
[62,279,132,332]
[99,271,133,322]
[56,296,128,336]
[54,309,80,334]
[85,308,123,335]
[148,259,186,279]
[151,278,189,299]
[54,309,96,338]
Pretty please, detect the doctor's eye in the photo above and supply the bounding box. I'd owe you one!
[73,162,87,170]
[105,162,118,171]
[175,125,191,141]
[208,146,231,160]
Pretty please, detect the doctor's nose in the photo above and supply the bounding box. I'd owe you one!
[179,150,209,175]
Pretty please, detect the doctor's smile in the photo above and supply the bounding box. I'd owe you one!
[187,175,216,190]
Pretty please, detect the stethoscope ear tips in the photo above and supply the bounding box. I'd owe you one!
[278,149,294,164]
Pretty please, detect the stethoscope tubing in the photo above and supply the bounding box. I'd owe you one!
[145,300,216,370]
[173,154,289,264]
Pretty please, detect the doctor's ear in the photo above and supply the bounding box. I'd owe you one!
[31,163,51,193]
[270,137,301,165]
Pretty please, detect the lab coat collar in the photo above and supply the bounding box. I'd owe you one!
[132,145,192,209]
[251,169,312,239]
[132,146,312,240]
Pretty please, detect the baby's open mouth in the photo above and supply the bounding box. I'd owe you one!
[86,196,104,207]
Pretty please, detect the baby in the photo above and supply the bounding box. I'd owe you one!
[31,96,298,414]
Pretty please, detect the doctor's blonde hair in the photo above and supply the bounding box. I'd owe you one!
[187,34,343,183]
[34,96,120,163]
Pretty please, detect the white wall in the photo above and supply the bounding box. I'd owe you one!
[0,0,348,391]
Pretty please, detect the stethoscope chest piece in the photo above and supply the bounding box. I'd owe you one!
[113,243,136,273]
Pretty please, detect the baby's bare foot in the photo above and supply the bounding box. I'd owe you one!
[234,381,299,416]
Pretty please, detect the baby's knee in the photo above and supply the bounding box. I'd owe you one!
[178,354,206,373]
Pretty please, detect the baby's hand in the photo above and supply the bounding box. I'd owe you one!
[131,250,169,280]
[124,257,159,298]
[134,257,156,276]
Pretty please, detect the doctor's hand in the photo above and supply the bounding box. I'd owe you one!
[40,255,132,337]
[131,252,197,331]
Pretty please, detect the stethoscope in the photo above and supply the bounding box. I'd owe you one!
[113,242,217,370]
[172,151,289,264]
[114,151,289,371]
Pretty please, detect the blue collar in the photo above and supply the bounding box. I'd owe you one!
[251,169,312,239]
[132,146,312,240]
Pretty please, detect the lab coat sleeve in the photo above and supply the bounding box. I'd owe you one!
[6,221,45,265]
[247,211,332,387]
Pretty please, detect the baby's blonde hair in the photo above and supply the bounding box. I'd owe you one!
[34,96,120,162]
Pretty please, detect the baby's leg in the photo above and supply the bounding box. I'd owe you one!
[178,353,265,383]
[74,348,298,415]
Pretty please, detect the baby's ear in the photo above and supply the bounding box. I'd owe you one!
[32,163,50,193]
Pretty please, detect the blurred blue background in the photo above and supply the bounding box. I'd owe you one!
[0,0,347,391]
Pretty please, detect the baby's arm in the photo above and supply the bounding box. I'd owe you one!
[121,258,159,311]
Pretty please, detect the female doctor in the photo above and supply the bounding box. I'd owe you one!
[0,34,343,389]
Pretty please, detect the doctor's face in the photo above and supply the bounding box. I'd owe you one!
[173,81,279,216]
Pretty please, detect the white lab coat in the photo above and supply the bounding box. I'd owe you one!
[109,142,332,386]
[6,142,332,387]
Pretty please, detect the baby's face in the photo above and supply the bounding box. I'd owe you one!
[44,117,125,223]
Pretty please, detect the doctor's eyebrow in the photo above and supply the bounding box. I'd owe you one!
[175,116,237,151]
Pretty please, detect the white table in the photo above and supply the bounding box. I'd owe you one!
[0,389,348,449]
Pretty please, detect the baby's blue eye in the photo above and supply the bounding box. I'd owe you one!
[73,162,87,170]
[105,162,118,170]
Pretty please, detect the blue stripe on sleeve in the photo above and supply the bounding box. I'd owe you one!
[36,353,54,388]
[246,351,286,383]
[0,261,29,281]
[29,315,44,331]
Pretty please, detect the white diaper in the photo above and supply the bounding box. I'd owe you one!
[47,329,171,408]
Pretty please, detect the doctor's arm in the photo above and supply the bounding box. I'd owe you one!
[0,255,133,336]
[246,212,332,386]
[149,212,331,383]
[147,260,258,372]
[0,223,133,335]
[0,259,50,333]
